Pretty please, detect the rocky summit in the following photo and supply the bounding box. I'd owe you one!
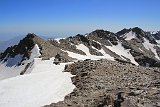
[44,59,160,107]
[0,27,160,107]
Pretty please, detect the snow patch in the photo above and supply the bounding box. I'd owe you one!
[106,42,139,65]
[156,40,160,46]
[150,31,158,34]
[24,44,41,64]
[76,44,90,55]
[54,38,64,44]
[143,38,160,60]
[92,46,113,59]
[139,48,143,52]
[63,44,114,61]
[124,31,136,40]
[92,40,101,45]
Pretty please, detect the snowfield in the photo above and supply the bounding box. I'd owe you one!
[0,44,75,107]
[0,63,25,80]
[106,42,139,65]
[143,38,160,60]
[124,31,136,40]
[0,44,41,80]
[0,58,75,107]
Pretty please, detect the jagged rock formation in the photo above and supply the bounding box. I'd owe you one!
[0,33,73,66]
[44,59,160,107]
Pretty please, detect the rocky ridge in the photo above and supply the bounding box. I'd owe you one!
[0,33,73,66]
[48,27,160,67]
[1,27,160,67]
[44,59,160,107]
[0,27,160,106]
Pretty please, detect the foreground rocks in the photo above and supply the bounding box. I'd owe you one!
[44,59,160,107]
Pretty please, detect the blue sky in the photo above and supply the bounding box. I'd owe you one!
[0,0,160,40]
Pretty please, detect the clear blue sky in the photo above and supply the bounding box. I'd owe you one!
[0,0,160,40]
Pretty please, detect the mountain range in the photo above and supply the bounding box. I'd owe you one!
[0,27,160,107]
[1,27,160,68]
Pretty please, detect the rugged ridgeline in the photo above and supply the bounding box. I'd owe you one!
[0,27,160,76]
[48,27,160,67]
[1,27,160,68]
[0,27,160,106]
[0,33,73,66]
[44,59,160,107]
[0,33,73,75]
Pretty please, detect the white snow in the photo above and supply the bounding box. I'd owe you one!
[139,48,143,52]
[0,54,26,80]
[30,44,41,60]
[54,38,64,44]
[0,44,41,80]
[0,62,25,80]
[92,46,113,59]
[24,44,41,64]
[92,40,101,45]
[0,44,75,107]
[143,38,160,60]
[124,31,136,40]
[63,44,114,61]
[156,40,160,46]
[0,58,75,107]
[106,42,139,65]
[76,44,91,56]
[5,54,23,66]
[150,31,158,34]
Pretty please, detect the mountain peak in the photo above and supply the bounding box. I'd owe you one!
[131,27,146,36]
[116,28,130,36]
[0,34,37,66]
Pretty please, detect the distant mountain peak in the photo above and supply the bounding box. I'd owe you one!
[131,27,145,35]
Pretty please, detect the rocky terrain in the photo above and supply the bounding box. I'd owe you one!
[44,59,160,107]
[0,27,160,107]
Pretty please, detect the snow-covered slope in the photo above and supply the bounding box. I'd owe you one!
[0,63,26,80]
[143,38,160,60]
[123,31,136,40]
[0,41,75,107]
[0,44,41,80]
[106,42,139,65]
[0,58,75,107]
